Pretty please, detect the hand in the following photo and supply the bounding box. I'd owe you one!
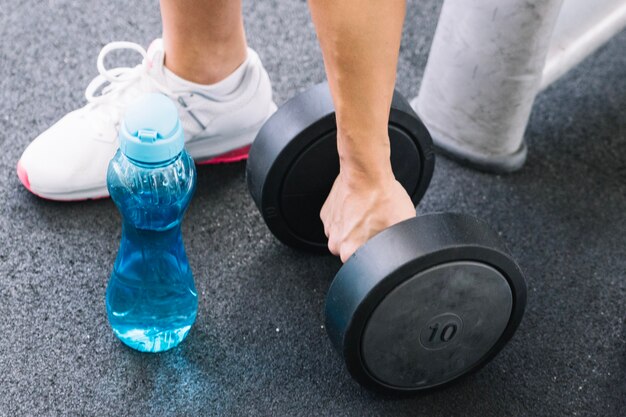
[320,169,416,262]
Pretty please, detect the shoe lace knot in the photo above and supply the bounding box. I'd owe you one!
[85,41,168,106]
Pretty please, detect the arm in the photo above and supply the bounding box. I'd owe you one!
[308,0,415,262]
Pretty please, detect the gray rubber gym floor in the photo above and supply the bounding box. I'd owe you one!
[1,1,624,416]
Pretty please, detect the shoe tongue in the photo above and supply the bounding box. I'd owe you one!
[145,40,182,92]
[146,39,166,73]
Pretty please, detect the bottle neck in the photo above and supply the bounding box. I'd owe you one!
[124,151,182,168]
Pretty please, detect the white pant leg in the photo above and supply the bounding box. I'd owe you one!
[413,0,563,172]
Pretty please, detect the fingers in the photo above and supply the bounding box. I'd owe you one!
[327,235,340,257]
[320,201,330,238]
[328,235,359,262]
[326,222,360,262]
[339,242,359,263]
[320,177,338,239]
[321,198,338,254]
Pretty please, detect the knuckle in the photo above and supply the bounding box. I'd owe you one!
[327,238,339,256]
[340,245,355,263]
[340,252,348,263]
[320,205,328,221]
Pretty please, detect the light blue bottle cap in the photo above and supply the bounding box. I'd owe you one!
[119,93,184,163]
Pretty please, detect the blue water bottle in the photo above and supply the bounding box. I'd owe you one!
[106,93,197,353]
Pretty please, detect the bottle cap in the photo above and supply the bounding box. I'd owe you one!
[119,93,184,163]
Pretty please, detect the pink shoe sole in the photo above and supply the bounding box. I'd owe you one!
[16,144,251,202]
[196,145,251,165]
[16,160,30,191]
[17,160,109,202]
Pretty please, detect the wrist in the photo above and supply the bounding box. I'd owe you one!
[337,129,393,183]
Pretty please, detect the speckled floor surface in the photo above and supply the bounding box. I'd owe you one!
[0,1,624,416]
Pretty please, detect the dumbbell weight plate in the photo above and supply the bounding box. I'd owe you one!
[246,82,435,252]
[325,213,527,393]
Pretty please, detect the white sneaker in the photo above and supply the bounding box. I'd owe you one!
[17,40,277,201]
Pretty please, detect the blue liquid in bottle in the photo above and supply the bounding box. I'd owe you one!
[106,93,197,353]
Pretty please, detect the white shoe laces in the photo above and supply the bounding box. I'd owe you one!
[84,41,169,113]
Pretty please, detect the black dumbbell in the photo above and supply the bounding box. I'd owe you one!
[246,82,526,393]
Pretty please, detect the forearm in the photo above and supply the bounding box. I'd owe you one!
[308,0,406,181]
